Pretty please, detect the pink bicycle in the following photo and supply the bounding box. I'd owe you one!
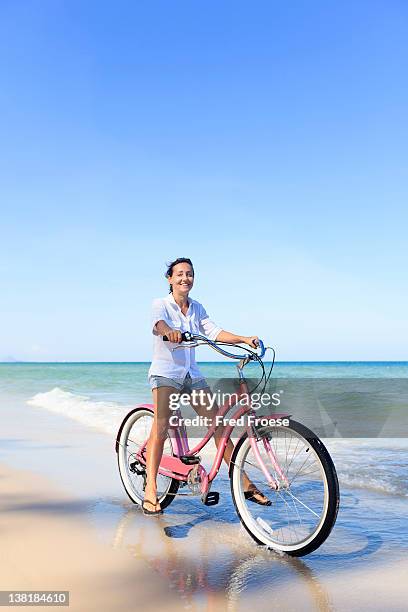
[115,334,339,556]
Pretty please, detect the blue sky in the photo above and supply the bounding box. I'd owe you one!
[1,1,407,361]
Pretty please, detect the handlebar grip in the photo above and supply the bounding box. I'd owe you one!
[162,332,191,342]
[257,339,265,357]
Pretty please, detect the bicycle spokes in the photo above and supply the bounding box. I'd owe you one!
[230,422,338,554]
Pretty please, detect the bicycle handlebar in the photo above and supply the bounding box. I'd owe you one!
[162,332,191,343]
[162,332,266,361]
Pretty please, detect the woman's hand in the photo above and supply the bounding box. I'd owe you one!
[155,320,183,343]
[244,336,260,349]
[165,329,183,343]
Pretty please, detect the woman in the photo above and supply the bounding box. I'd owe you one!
[144,257,270,515]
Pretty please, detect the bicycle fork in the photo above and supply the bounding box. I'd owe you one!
[248,424,290,491]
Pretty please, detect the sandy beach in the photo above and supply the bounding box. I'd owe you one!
[1,376,408,611]
[1,459,408,611]
[0,463,181,612]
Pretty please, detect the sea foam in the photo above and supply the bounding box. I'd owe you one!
[27,387,133,435]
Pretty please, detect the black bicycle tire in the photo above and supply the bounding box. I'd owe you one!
[229,419,340,557]
[116,407,179,510]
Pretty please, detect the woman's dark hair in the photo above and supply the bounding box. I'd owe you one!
[165,258,194,293]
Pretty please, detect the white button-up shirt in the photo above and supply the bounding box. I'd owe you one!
[148,293,222,379]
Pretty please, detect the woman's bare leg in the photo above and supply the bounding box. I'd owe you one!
[190,391,269,502]
[144,386,175,512]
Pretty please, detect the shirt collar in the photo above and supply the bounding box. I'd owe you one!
[165,293,192,311]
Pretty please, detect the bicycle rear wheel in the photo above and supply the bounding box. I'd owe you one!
[117,407,179,510]
[230,419,339,556]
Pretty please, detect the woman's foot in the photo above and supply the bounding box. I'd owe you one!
[244,484,272,506]
[144,482,162,513]
[142,498,163,516]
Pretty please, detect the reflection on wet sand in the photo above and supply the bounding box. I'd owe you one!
[112,506,332,611]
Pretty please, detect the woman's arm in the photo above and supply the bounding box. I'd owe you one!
[215,330,259,348]
[155,320,182,343]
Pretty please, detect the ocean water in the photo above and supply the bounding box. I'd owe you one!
[1,361,408,499]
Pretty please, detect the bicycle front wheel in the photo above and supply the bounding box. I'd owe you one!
[230,419,339,556]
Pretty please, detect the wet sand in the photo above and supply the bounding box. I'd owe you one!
[1,461,408,612]
[1,395,408,611]
[0,463,181,612]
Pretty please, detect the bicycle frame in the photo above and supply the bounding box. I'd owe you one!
[135,374,290,495]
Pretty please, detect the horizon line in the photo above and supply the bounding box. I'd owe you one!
[1,360,408,365]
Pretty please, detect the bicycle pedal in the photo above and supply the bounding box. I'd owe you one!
[129,461,145,476]
[202,491,220,506]
[180,455,201,465]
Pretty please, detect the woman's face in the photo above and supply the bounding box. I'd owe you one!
[169,262,194,295]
